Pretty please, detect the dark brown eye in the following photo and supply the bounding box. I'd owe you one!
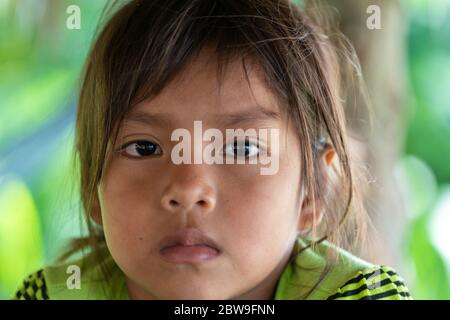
[121,140,162,158]
[223,139,259,158]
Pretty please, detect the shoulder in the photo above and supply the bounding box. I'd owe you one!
[13,269,49,300]
[326,265,412,300]
[275,238,413,300]
[12,246,128,300]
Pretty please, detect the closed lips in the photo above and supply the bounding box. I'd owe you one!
[158,228,221,252]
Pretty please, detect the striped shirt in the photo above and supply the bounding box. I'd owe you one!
[13,237,412,300]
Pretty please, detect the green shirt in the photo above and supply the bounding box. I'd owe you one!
[13,237,412,300]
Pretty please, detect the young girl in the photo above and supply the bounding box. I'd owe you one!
[14,0,411,300]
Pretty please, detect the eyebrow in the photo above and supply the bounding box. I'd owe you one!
[124,111,172,128]
[124,105,280,128]
[218,105,280,127]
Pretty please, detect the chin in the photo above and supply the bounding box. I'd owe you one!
[159,286,227,300]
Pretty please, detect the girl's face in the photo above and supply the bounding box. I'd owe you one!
[96,48,306,299]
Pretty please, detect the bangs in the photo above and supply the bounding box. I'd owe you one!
[97,0,310,122]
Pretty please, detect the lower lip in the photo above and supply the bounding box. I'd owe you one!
[159,245,220,264]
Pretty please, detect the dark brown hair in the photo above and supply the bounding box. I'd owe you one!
[66,0,371,299]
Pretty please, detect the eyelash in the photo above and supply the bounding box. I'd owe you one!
[117,139,263,159]
[117,140,163,158]
[223,139,260,158]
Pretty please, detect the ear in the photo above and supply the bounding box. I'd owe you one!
[298,195,322,233]
[90,192,103,226]
[297,143,336,233]
[322,143,336,166]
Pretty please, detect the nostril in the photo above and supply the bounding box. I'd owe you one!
[169,200,179,207]
[197,200,207,207]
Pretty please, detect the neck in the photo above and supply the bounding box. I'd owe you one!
[230,241,296,300]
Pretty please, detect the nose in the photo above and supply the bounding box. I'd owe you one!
[160,164,217,213]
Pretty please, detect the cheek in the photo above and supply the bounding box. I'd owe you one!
[98,160,162,258]
[218,158,301,257]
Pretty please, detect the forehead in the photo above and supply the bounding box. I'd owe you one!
[128,47,283,125]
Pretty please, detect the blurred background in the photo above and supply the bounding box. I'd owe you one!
[0,0,449,299]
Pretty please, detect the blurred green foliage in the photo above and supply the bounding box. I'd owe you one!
[401,0,450,299]
[0,177,44,295]
[0,0,107,298]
